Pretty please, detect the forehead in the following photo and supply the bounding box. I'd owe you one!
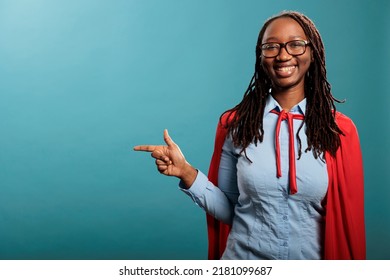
[262,17,307,42]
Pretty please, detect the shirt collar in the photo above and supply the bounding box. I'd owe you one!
[264,94,307,116]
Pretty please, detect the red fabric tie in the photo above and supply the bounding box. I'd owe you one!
[271,109,304,195]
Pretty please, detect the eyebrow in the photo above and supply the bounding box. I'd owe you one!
[263,35,306,42]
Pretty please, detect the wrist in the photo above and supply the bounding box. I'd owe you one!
[179,162,198,189]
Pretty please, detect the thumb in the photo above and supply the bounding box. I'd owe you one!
[163,129,175,147]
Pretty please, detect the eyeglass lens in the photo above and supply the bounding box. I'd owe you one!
[261,40,308,58]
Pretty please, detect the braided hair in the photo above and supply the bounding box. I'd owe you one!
[221,11,343,161]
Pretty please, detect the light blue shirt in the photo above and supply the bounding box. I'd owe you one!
[181,95,328,259]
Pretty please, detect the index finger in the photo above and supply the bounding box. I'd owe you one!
[133,145,157,152]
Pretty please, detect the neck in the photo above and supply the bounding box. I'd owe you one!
[271,87,305,112]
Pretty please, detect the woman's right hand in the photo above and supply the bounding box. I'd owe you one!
[133,129,197,188]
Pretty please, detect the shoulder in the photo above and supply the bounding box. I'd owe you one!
[334,111,359,137]
[214,110,236,145]
[219,110,236,127]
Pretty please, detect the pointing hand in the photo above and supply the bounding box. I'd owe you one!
[134,129,197,187]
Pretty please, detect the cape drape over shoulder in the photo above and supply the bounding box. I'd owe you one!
[206,112,366,260]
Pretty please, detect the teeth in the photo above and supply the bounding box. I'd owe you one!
[277,66,296,72]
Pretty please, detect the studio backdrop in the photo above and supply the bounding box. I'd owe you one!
[0,0,388,259]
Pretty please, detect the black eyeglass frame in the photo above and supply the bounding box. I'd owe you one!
[260,40,311,58]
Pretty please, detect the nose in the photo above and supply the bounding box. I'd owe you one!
[276,46,292,61]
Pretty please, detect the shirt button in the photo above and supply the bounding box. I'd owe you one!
[283,242,288,247]
[283,215,288,221]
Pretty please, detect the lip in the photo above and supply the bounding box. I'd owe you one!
[273,65,297,77]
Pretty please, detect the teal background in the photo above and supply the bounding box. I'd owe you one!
[0,0,388,260]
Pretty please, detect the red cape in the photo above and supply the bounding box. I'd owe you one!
[206,112,366,260]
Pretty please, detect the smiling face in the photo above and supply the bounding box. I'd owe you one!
[261,16,312,94]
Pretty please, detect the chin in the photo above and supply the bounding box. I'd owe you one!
[273,81,298,90]
[272,77,305,91]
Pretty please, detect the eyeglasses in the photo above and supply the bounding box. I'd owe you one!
[260,40,311,58]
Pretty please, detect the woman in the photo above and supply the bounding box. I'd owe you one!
[134,11,365,260]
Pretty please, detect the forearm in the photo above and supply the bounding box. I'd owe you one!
[180,171,234,224]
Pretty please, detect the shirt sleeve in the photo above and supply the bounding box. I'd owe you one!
[179,137,239,224]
